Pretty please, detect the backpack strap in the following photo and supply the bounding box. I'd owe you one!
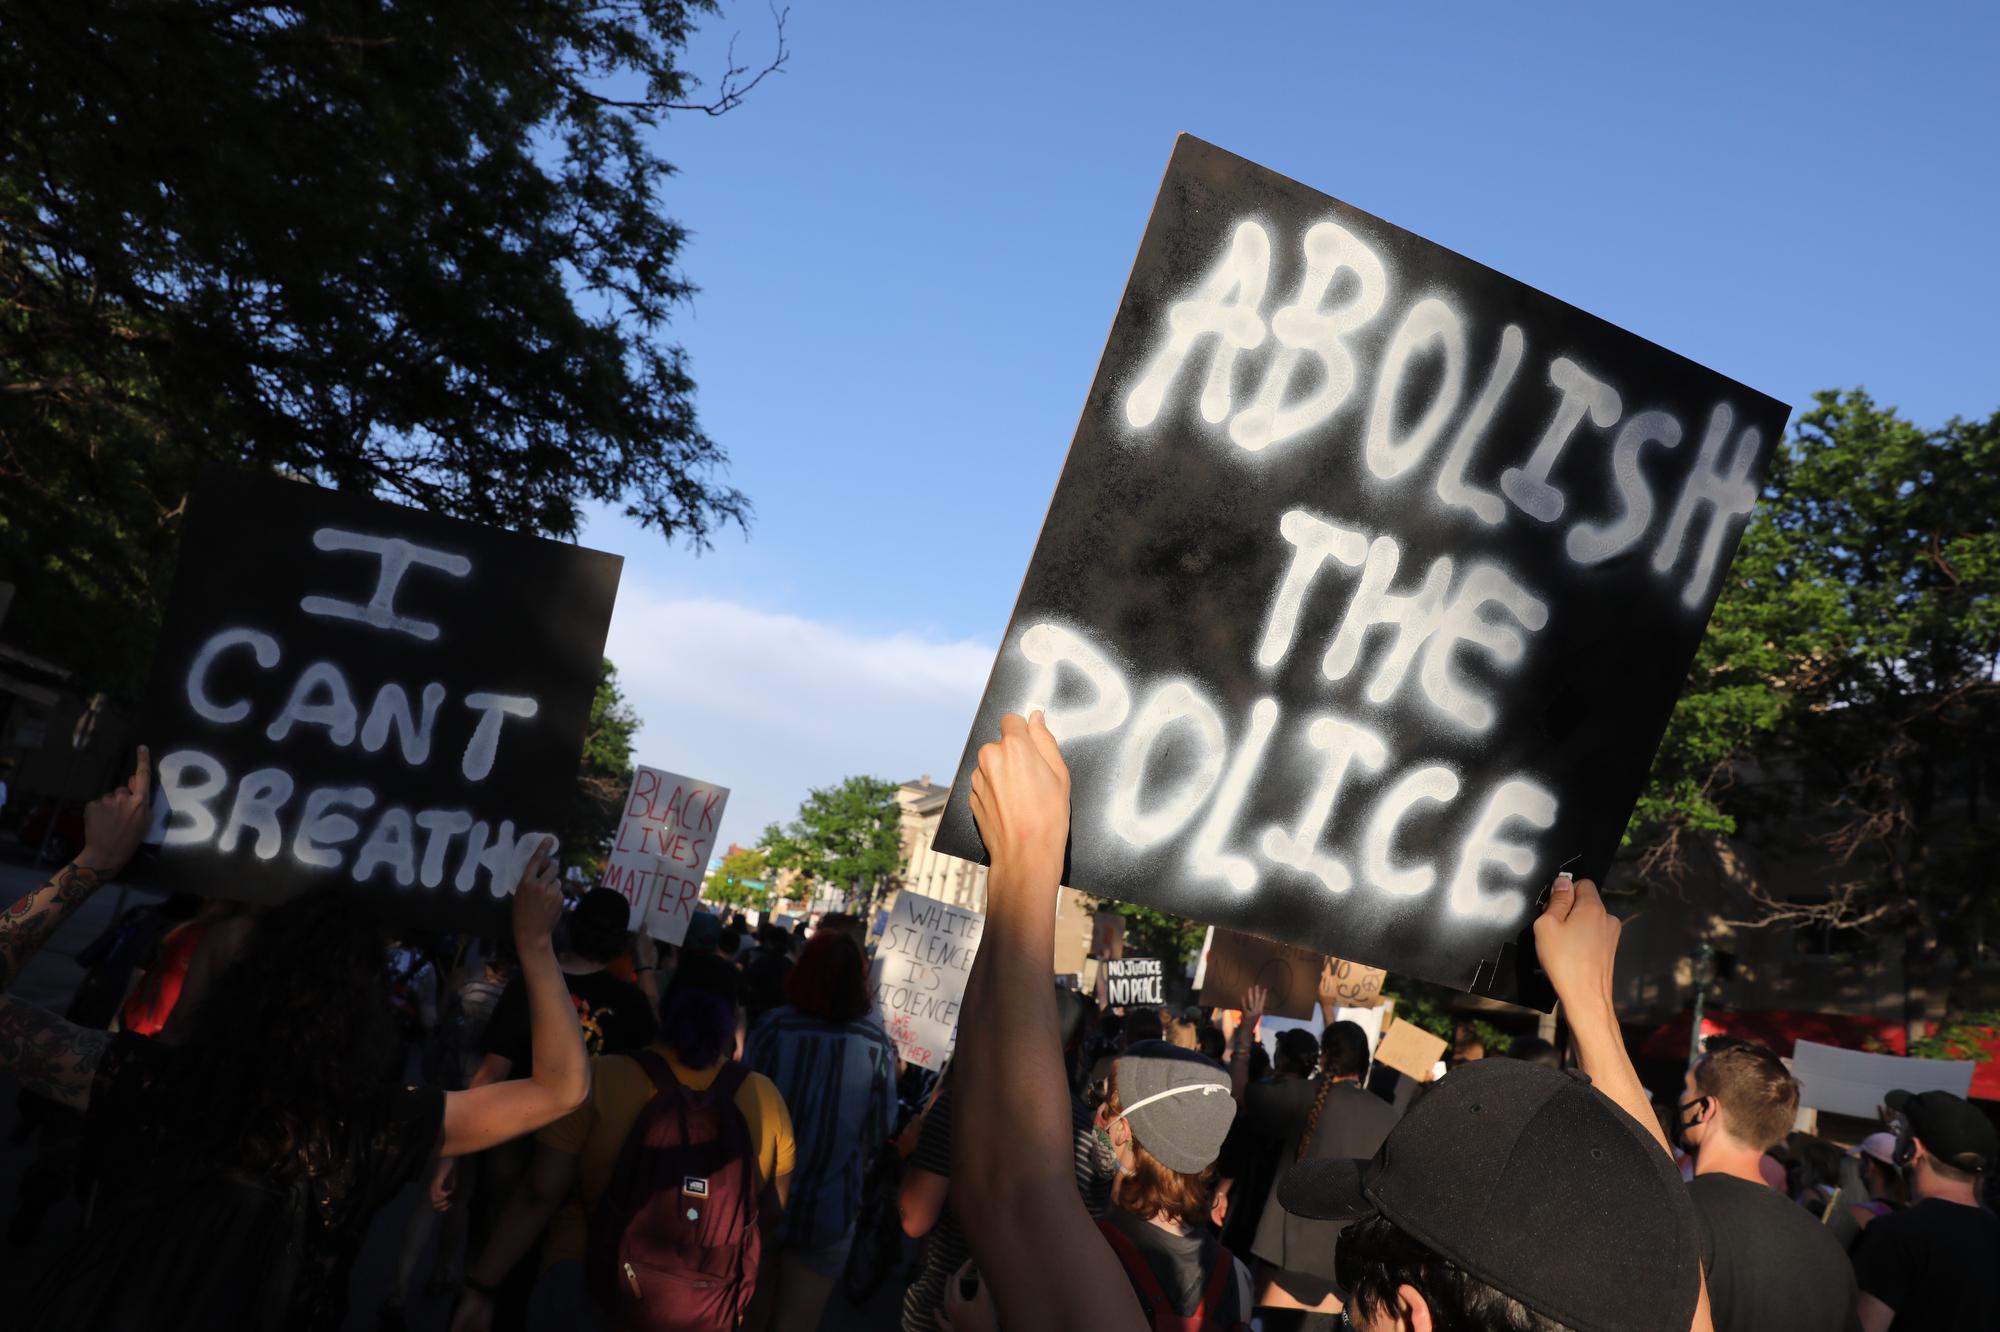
[628,1047,680,1097]
[706,1059,752,1106]
[1095,1218,1172,1321]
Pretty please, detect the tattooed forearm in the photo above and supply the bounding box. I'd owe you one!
[0,996,109,1110]
[0,862,104,992]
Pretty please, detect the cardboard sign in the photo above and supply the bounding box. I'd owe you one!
[1198,926,1323,1020]
[599,766,730,944]
[1790,1039,1976,1120]
[871,890,983,1069]
[1090,910,1128,960]
[141,470,619,926]
[934,135,1788,1001]
[1103,957,1166,1007]
[1325,957,1387,1008]
[1374,1017,1449,1082]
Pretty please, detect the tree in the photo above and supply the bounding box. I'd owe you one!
[1631,390,2000,1028]
[704,845,771,913]
[762,776,905,916]
[1087,900,1207,969]
[0,2,785,694]
[558,658,642,877]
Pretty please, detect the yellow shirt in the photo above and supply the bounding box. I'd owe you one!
[539,1046,796,1267]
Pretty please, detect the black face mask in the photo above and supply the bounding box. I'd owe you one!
[1676,1095,1712,1149]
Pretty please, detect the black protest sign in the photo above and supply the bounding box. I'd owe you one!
[935,135,1787,1003]
[1197,927,1323,1020]
[1103,957,1166,1007]
[141,470,621,927]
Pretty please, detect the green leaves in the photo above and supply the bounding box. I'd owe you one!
[1632,390,2000,937]
[762,776,906,913]
[705,846,771,911]
[1,1,748,696]
[559,658,641,876]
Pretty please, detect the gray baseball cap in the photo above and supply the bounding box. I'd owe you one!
[1112,1040,1236,1173]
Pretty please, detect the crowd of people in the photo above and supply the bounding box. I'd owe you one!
[0,727,1996,1331]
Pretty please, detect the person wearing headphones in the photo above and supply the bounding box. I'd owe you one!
[1851,1089,2000,1331]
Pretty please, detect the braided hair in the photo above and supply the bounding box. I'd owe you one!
[1296,1020,1371,1163]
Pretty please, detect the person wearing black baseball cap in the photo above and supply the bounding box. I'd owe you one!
[1274,873,1717,1332]
[1851,1088,2000,1331]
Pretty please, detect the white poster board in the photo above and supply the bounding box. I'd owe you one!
[1790,1039,1976,1120]
[597,765,729,945]
[870,890,983,1069]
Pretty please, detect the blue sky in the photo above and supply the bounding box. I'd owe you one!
[584,1,2000,844]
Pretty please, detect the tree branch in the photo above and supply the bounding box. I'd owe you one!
[569,5,788,115]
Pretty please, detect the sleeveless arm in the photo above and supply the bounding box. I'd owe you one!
[954,714,1148,1332]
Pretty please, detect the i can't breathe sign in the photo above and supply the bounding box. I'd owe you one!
[140,469,621,926]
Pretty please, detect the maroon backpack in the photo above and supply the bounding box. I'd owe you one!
[1096,1219,1249,1332]
[587,1053,761,1331]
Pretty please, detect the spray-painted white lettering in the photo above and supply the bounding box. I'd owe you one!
[265,662,359,746]
[157,750,228,847]
[1257,510,1369,670]
[1124,221,1270,431]
[1446,778,1556,924]
[1566,410,1683,565]
[1653,404,1763,608]
[461,693,538,781]
[293,785,376,869]
[1259,715,1388,894]
[299,530,472,642]
[187,629,280,725]
[1230,222,1389,452]
[1188,698,1279,890]
[455,819,530,894]
[1365,298,1466,480]
[1017,623,1132,744]
[217,767,295,858]
[353,806,418,886]
[1362,765,1459,896]
[360,682,448,766]
[1434,324,1524,525]
[1108,681,1226,849]
[1499,357,1622,523]
[415,809,476,888]
[1321,537,1548,731]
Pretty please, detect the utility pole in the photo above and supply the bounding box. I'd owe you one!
[1687,938,1715,1071]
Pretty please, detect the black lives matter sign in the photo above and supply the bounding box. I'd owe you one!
[142,471,621,925]
[936,137,1787,1002]
[1103,957,1166,1008]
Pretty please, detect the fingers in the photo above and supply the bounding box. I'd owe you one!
[1026,709,1068,780]
[997,712,1029,743]
[128,745,151,802]
[1543,872,1576,922]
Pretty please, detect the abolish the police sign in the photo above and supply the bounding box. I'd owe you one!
[935,136,1787,1001]
[142,470,621,925]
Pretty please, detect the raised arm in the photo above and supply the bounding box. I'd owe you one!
[953,712,1146,1332]
[1228,984,1266,1100]
[0,749,150,1110]
[1533,875,1664,1153]
[1535,874,1714,1332]
[438,838,590,1156]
